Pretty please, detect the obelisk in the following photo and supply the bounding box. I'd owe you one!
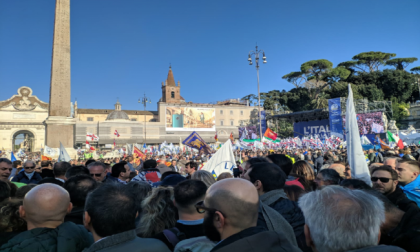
[44,0,76,154]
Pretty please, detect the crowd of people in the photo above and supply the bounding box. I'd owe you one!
[0,145,420,252]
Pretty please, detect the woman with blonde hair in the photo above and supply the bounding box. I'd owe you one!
[191,170,215,188]
[137,187,177,238]
[290,160,316,191]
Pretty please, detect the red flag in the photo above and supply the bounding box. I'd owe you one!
[214,133,218,141]
[113,138,116,147]
[230,132,234,142]
[114,130,120,137]
[41,155,52,161]
[264,128,278,141]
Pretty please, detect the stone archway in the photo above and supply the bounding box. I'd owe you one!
[12,130,35,152]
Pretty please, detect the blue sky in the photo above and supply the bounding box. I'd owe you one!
[1,0,419,111]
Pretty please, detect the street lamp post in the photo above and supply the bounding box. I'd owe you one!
[138,93,151,145]
[248,46,267,140]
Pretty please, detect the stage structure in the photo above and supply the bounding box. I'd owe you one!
[267,98,393,141]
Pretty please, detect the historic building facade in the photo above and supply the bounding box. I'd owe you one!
[0,68,260,151]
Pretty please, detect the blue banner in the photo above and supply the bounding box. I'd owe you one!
[182,131,211,154]
[294,119,330,139]
[260,111,267,138]
[328,98,343,138]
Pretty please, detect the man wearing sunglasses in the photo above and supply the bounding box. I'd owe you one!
[0,158,13,182]
[87,162,107,182]
[371,165,416,212]
[198,178,300,252]
[11,160,42,184]
[395,160,420,207]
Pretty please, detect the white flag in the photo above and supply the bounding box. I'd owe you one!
[58,142,72,162]
[346,85,371,185]
[201,140,236,178]
[126,144,133,155]
[44,145,58,158]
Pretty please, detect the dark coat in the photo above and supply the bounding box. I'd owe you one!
[387,186,418,212]
[210,227,301,252]
[64,206,85,226]
[314,156,323,172]
[268,198,305,237]
[83,229,169,252]
[11,171,43,184]
[379,206,420,252]
[0,221,93,252]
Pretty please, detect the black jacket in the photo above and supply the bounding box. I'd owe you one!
[379,205,420,252]
[387,186,418,212]
[0,221,93,252]
[210,227,301,252]
[154,222,205,251]
[64,206,85,225]
[268,198,305,237]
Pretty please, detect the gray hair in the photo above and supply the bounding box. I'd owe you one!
[191,170,216,188]
[23,160,35,168]
[87,162,106,171]
[298,186,385,252]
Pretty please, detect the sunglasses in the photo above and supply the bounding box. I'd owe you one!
[371,177,393,183]
[195,201,225,217]
[90,173,103,177]
[24,166,35,169]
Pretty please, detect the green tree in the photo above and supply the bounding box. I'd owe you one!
[386,58,418,70]
[338,51,396,72]
[241,94,258,105]
[410,66,420,74]
[282,59,350,109]
[391,97,409,127]
[377,69,415,103]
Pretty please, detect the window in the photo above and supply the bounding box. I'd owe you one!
[240,110,244,116]
[230,110,233,115]
[230,120,234,126]
[87,117,93,121]
[220,110,223,115]
[220,120,224,126]
[131,118,137,121]
[171,91,175,98]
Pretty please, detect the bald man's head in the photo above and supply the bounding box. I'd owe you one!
[20,184,72,230]
[329,163,346,177]
[206,178,259,229]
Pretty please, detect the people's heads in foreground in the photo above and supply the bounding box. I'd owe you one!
[200,178,259,242]
[395,160,420,186]
[242,162,286,195]
[0,158,13,182]
[298,186,385,252]
[87,162,107,182]
[371,165,399,195]
[315,169,341,189]
[84,183,136,241]
[20,184,73,230]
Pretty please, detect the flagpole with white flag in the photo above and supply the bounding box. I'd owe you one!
[58,142,72,162]
[201,140,236,179]
[346,84,371,185]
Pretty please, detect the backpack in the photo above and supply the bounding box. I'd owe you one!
[163,227,187,248]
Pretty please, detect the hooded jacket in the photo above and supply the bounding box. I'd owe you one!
[0,221,93,252]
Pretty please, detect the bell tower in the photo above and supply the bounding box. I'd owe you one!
[161,66,182,103]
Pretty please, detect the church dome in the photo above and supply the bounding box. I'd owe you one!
[106,110,129,121]
[106,100,129,121]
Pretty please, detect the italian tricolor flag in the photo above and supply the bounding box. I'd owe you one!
[387,131,404,149]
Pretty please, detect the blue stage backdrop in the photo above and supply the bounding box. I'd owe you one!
[294,119,331,139]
